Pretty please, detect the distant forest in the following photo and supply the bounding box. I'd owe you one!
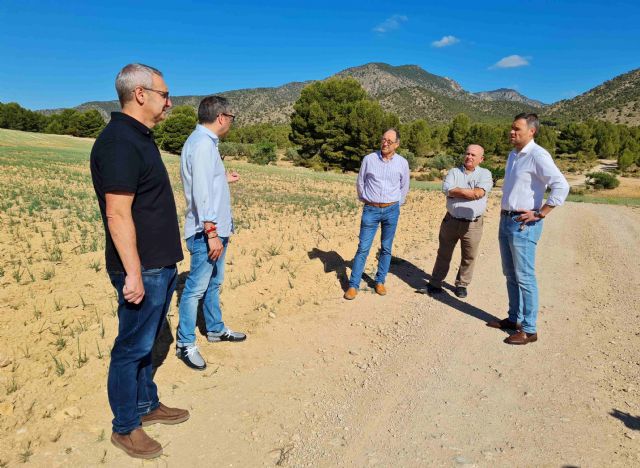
[2,78,639,176]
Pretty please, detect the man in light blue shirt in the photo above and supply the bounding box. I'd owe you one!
[423,144,493,299]
[176,96,246,371]
[344,128,410,300]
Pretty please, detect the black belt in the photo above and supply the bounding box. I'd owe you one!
[447,213,481,222]
[501,210,526,217]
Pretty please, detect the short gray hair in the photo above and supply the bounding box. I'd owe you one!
[384,127,400,142]
[198,96,231,124]
[115,63,163,106]
[514,112,539,136]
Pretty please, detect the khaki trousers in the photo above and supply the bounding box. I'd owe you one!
[430,212,484,288]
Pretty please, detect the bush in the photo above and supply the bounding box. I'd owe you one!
[585,171,620,190]
[284,147,300,162]
[249,143,277,165]
[427,154,457,171]
[414,169,440,181]
[218,142,255,159]
[402,150,417,171]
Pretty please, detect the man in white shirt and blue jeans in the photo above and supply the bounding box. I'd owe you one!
[176,96,246,370]
[487,113,569,345]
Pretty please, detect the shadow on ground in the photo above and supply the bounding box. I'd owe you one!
[308,249,499,325]
[610,409,640,431]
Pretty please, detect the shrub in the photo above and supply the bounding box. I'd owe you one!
[249,143,277,165]
[402,150,417,171]
[585,171,620,190]
[219,142,255,159]
[284,147,300,162]
[427,154,457,171]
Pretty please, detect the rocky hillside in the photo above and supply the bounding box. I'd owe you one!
[60,62,640,125]
[544,68,640,125]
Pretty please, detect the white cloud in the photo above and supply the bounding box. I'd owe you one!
[373,14,408,34]
[490,55,530,69]
[431,35,460,48]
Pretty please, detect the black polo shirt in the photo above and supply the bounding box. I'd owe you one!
[90,112,183,272]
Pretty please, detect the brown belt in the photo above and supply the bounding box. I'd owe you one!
[365,201,398,208]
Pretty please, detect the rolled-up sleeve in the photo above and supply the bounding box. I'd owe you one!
[537,152,569,206]
[478,168,494,195]
[442,169,456,196]
[190,138,221,224]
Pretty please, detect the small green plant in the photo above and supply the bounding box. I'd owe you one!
[96,341,104,359]
[54,297,63,311]
[12,265,23,283]
[51,354,66,376]
[18,441,33,463]
[48,246,63,262]
[6,378,18,395]
[41,266,55,280]
[76,337,88,368]
[88,259,101,272]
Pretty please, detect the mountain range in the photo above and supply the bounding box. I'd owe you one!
[65,62,639,126]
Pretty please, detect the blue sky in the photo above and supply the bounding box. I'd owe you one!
[1,0,638,110]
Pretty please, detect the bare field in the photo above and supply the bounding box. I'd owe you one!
[0,129,447,464]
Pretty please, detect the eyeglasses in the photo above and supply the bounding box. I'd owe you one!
[381,138,398,145]
[140,87,170,101]
[221,113,236,122]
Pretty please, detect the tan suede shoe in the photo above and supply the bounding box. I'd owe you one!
[111,428,163,459]
[374,283,387,296]
[141,402,190,426]
[343,287,357,300]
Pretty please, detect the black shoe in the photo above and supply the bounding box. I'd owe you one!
[454,286,467,298]
[418,283,444,295]
[176,345,207,370]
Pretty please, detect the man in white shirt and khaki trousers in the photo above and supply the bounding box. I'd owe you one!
[487,113,569,345]
[425,144,493,299]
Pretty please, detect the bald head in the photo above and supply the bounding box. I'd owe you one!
[463,144,485,172]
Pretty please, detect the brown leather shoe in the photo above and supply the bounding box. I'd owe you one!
[111,428,163,459]
[486,318,522,331]
[504,331,538,345]
[141,402,190,427]
[343,287,357,300]
[374,283,387,296]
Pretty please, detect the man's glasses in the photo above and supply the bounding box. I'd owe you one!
[140,87,170,101]
[221,113,236,122]
[381,138,398,145]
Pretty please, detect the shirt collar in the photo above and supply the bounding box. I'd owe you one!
[110,112,153,137]
[196,123,219,142]
[377,150,396,161]
[517,139,536,155]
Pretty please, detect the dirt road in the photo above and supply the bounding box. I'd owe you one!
[36,201,639,467]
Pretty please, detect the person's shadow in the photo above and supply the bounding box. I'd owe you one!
[610,409,640,431]
[389,255,501,325]
[308,248,499,326]
[307,248,375,291]
[152,271,208,374]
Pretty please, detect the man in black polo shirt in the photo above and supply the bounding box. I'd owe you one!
[90,63,188,460]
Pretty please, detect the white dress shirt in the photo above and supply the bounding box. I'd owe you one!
[501,139,569,211]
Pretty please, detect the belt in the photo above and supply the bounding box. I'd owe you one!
[365,201,398,208]
[501,210,526,217]
[447,212,481,222]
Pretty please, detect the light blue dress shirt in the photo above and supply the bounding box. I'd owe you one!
[442,165,493,219]
[180,124,233,239]
[356,151,410,205]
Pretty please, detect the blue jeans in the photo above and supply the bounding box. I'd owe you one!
[348,203,400,289]
[177,233,229,346]
[498,214,544,333]
[107,265,177,434]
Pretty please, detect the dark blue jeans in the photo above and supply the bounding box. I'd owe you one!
[348,203,400,289]
[107,266,177,434]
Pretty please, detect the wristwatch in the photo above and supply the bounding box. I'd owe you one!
[535,210,546,219]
